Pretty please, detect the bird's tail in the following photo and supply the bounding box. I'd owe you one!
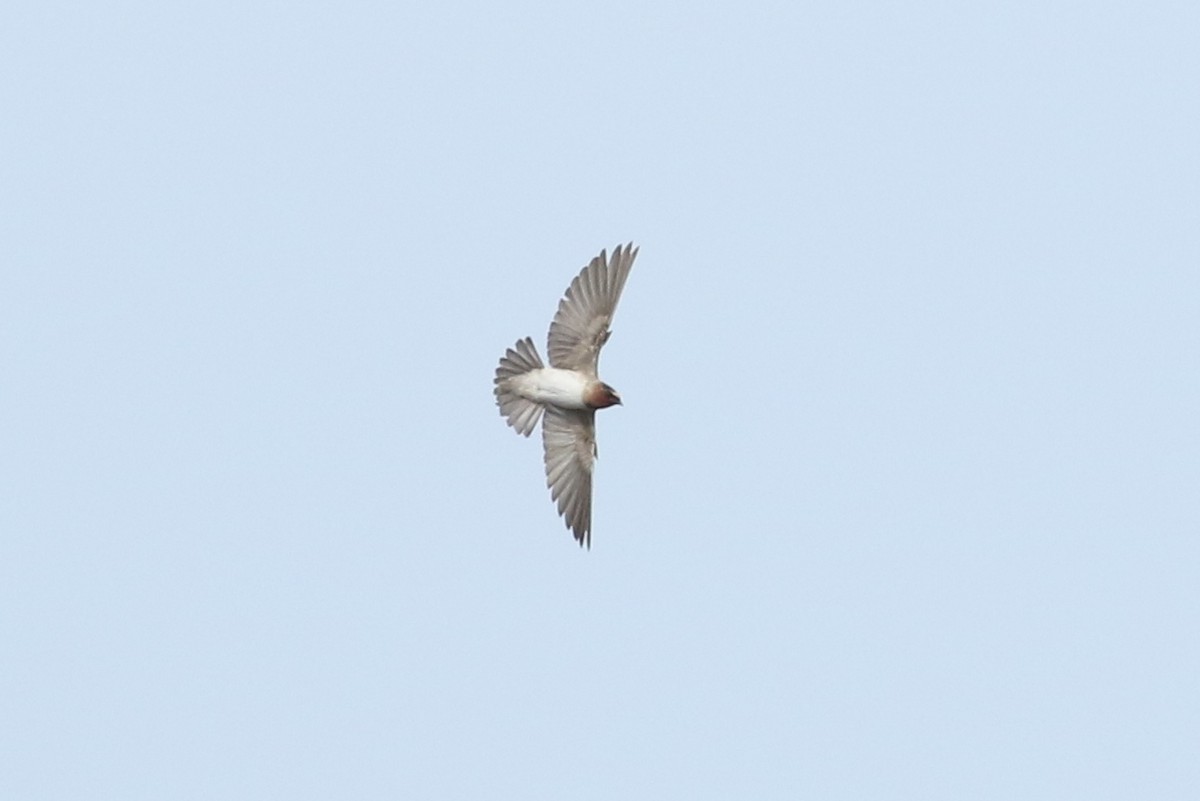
[494,336,545,436]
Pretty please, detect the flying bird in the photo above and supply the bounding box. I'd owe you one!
[494,243,638,547]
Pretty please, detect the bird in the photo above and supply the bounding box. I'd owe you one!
[494,243,638,547]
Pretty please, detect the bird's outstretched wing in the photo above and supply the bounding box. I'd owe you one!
[542,406,597,547]
[547,243,638,375]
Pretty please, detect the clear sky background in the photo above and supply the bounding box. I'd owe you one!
[3,2,1198,798]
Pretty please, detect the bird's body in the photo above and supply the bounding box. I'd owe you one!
[494,243,638,547]
[506,368,597,411]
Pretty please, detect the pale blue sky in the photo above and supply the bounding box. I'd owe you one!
[3,1,1198,798]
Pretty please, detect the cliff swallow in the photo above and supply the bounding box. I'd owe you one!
[494,243,638,547]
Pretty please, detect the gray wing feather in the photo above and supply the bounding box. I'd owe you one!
[542,406,597,547]
[547,243,638,374]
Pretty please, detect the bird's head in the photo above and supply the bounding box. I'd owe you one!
[587,382,622,409]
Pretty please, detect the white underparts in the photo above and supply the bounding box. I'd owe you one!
[511,368,592,410]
